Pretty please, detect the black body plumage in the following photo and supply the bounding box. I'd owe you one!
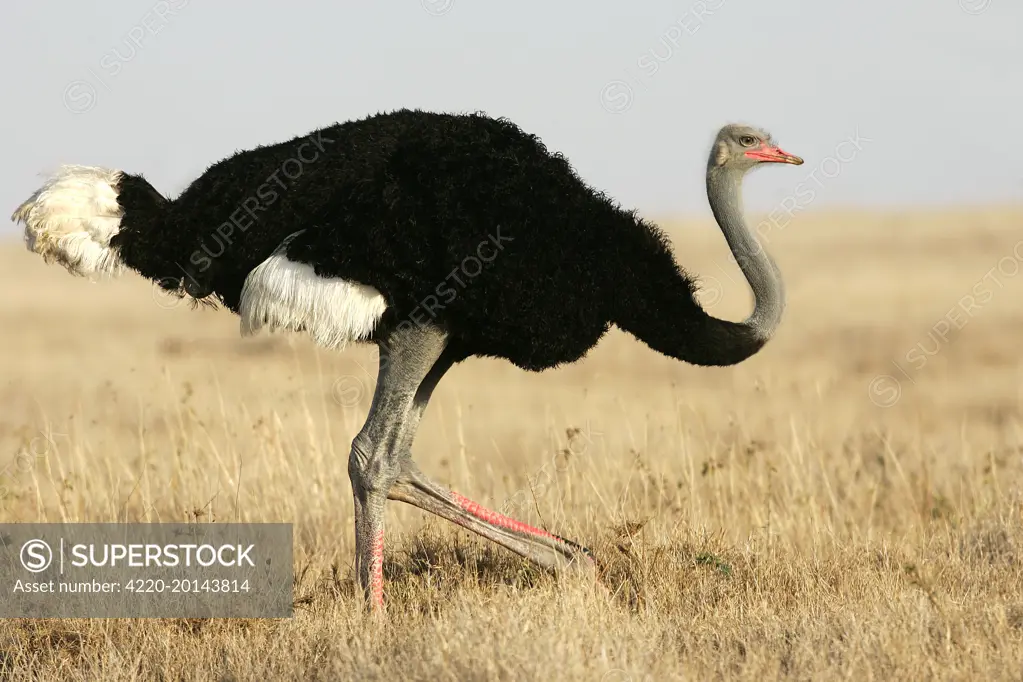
[110,109,761,371]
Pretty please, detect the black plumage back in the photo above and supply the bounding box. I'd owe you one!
[111,109,756,370]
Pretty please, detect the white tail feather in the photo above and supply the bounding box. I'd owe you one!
[11,165,125,277]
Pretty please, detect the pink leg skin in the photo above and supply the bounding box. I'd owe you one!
[450,491,563,543]
[449,490,595,567]
[369,529,385,610]
[389,467,595,577]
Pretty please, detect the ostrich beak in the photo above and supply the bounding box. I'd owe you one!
[746,145,804,165]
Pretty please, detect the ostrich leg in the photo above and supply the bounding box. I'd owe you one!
[348,325,448,609]
[351,325,592,610]
[389,467,593,570]
[388,339,593,572]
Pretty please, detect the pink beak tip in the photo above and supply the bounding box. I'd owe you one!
[746,146,803,165]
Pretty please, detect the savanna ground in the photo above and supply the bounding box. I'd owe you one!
[1,208,1023,680]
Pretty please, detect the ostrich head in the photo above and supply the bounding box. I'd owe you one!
[700,123,803,348]
[709,124,803,172]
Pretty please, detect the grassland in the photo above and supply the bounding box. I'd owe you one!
[1,208,1022,680]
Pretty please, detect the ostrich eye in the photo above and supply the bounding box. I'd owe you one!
[739,135,757,147]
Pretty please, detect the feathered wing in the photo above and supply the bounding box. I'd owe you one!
[238,230,388,350]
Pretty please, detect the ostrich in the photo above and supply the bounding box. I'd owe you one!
[12,110,802,609]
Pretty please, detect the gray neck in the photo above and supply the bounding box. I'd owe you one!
[705,166,785,341]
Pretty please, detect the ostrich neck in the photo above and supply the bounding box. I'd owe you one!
[706,166,785,339]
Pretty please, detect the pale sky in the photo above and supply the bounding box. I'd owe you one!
[1,0,1019,229]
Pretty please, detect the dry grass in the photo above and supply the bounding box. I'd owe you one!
[2,207,1023,680]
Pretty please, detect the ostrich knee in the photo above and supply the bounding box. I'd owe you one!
[348,434,401,498]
